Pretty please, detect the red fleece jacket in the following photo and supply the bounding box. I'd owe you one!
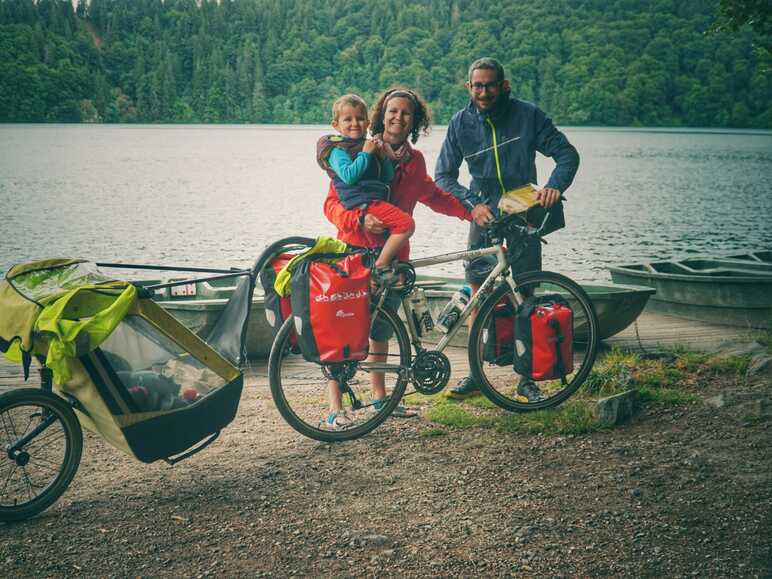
[324,147,471,260]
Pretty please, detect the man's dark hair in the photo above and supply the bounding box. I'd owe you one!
[468,57,505,82]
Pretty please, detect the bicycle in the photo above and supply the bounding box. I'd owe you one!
[268,212,599,442]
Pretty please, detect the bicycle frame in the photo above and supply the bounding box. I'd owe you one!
[363,238,522,377]
[403,242,521,352]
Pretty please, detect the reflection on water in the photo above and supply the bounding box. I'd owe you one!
[1,125,770,282]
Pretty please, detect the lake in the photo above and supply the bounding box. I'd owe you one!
[1,124,770,281]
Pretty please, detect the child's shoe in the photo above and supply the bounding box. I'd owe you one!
[320,410,353,430]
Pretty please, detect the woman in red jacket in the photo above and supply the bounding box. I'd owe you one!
[324,87,485,421]
[324,87,480,259]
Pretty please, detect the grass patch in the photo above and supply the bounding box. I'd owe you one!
[426,399,606,436]
[638,386,699,405]
[420,428,448,437]
[462,395,498,410]
[703,355,750,376]
[634,363,685,389]
[669,345,750,376]
[581,347,748,406]
[404,390,496,409]
[412,344,749,436]
[426,401,495,429]
[582,349,638,397]
[403,391,444,404]
[494,400,604,435]
[672,350,711,373]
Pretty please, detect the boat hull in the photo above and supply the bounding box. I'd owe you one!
[151,278,274,360]
[609,252,772,329]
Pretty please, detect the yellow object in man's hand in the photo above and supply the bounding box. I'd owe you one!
[497,184,540,214]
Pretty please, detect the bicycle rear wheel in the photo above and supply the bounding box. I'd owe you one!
[268,304,411,442]
[0,388,83,522]
[469,271,599,412]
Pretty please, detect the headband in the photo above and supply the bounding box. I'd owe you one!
[384,89,418,108]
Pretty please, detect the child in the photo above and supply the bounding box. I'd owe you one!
[317,94,415,275]
[316,94,416,429]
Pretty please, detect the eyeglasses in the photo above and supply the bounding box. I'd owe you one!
[469,81,501,93]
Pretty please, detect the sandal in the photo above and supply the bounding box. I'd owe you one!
[320,410,353,430]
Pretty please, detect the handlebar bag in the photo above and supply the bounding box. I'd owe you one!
[482,297,516,366]
[526,200,565,236]
[260,253,295,344]
[290,253,370,364]
[513,294,573,381]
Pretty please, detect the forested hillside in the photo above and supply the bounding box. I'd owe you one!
[0,0,769,127]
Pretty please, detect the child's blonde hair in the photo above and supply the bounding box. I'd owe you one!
[331,94,369,123]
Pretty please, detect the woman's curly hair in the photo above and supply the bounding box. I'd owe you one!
[369,87,432,144]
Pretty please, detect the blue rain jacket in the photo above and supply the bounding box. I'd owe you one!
[435,96,579,211]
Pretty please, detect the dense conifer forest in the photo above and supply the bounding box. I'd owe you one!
[0,0,769,127]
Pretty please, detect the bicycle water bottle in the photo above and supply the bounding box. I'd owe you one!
[435,286,471,334]
[407,288,434,335]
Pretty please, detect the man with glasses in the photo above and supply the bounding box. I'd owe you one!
[435,56,580,400]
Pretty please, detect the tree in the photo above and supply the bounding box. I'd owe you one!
[0,0,769,127]
[710,0,772,56]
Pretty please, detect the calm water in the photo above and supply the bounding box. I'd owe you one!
[1,125,771,282]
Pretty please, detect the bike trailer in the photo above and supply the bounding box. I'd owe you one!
[513,294,574,381]
[0,259,243,463]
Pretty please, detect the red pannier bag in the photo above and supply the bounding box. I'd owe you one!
[483,298,516,366]
[260,253,295,342]
[290,253,371,364]
[513,295,574,381]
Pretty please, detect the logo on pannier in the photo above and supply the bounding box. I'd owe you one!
[314,289,368,303]
[335,309,354,318]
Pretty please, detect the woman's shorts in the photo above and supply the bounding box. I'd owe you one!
[370,292,401,342]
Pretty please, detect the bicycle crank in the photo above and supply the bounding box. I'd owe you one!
[411,351,451,395]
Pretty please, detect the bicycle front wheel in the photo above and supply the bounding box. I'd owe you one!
[469,271,599,412]
[0,388,83,522]
[268,305,411,442]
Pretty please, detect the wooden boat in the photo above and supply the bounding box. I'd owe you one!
[151,275,656,358]
[609,252,772,329]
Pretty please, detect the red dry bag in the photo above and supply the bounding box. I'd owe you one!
[513,295,574,381]
[290,253,371,364]
[483,298,516,366]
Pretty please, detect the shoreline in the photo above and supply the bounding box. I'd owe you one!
[1,123,771,137]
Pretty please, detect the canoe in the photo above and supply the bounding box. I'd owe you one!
[150,274,654,358]
[609,252,772,329]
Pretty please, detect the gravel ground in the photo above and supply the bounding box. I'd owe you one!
[1,362,771,578]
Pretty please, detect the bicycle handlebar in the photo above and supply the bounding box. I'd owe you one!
[487,210,551,242]
[486,191,567,243]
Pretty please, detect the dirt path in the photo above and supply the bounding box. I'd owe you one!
[1,357,771,577]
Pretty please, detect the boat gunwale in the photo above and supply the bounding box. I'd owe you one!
[609,264,772,284]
